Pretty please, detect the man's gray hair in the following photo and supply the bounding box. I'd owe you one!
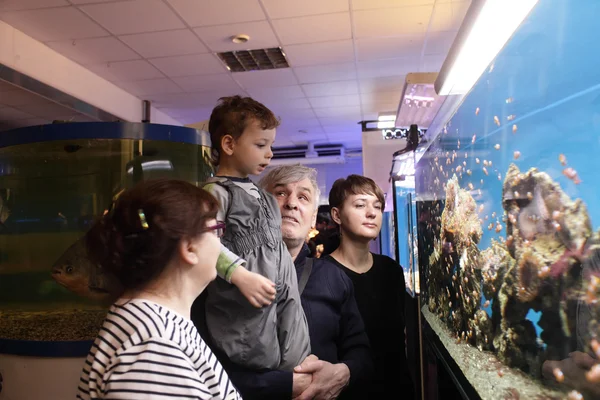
[259,164,320,209]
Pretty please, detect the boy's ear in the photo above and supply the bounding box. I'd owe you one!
[221,135,235,156]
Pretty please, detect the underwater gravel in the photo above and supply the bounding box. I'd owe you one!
[422,307,567,400]
[0,309,106,341]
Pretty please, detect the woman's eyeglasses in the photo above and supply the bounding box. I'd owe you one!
[207,222,226,238]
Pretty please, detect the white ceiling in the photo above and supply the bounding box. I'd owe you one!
[0,0,470,148]
[0,79,98,131]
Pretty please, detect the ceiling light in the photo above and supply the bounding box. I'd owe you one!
[396,73,444,130]
[377,113,396,129]
[435,0,539,95]
[231,34,250,44]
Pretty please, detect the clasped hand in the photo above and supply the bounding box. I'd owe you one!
[292,354,350,400]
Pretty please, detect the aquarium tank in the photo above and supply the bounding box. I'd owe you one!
[0,122,212,354]
[415,0,600,399]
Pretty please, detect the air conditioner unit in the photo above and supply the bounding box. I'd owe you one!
[270,143,346,166]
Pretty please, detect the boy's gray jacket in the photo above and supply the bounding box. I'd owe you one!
[204,178,311,370]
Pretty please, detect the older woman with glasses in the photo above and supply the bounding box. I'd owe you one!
[76,179,241,400]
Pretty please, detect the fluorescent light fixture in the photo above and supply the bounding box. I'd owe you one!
[435,0,538,95]
[377,113,396,129]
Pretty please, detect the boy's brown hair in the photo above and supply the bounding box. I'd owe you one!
[208,95,280,165]
[329,174,385,210]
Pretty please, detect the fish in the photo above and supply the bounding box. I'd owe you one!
[51,234,123,302]
[513,151,521,160]
[494,144,501,150]
[562,167,582,184]
[512,124,518,133]
[494,116,500,126]
[559,154,567,166]
[475,107,480,115]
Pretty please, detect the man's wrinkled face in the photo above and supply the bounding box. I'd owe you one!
[269,178,317,244]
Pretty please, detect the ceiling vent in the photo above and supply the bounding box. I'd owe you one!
[270,143,346,166]
[217,47,290,72]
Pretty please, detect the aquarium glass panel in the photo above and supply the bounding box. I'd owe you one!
[0,130,213,343]
[416,0,600,398]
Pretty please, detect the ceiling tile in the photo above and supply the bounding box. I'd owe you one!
[425,30,457,55]
[0,7,108,41]
[361,102,397,116]
[117,78,183,96]
[172,74,241,93]
[429,1,470,32]
[318,116,360,127]
[149,54,226,77]
[271,108,316,119]
[87,60,164,82]
[158,106,214,119]
[421,54,446,72]
[0,0,68,11]
[263,97,311,110]
[79,0,184,35]
[17,102,73,118]
[278,117,321,128]
[119,29,207,58]
[278,123,323,136]
[359,76,406,93]
[302,80,359,97]
[232,68,298,89]
[148,90,247,108]
[356,35,425,61]
[324,126,361,136]
[46,37,140,65]
[353,6,433,38]
[178,114,213,125]
[309,95,360,109]
[272,13,351,45]
[313,106,361,119]
[194,21,278,53]
[261,0,348,19]
[360,91,402,106]
[0,89,47,107]
[166,0,265,27]
[294,63,356,84]
[0,106,35,120]
[290,132,327,144]
[284,40,354,67]
[352,0,436,10]
[246,85,305,101]
[357,58,420,79]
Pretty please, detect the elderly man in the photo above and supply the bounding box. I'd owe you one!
[192,165,372,400]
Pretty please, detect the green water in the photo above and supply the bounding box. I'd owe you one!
[0,138,213,312]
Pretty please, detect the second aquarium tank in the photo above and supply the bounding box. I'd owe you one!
[416,0,600,399]
[0,122,213,352]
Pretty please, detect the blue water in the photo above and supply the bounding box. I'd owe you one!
[415,0,600,355]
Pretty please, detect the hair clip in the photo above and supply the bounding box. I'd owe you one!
[137,209,149,230]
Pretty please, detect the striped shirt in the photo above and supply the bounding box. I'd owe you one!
[77,299,241,400]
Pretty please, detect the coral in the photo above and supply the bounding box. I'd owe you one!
[493,320,539,372]
[481,240,514,299]
[469,309,493,351]
[516,250,544,303]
